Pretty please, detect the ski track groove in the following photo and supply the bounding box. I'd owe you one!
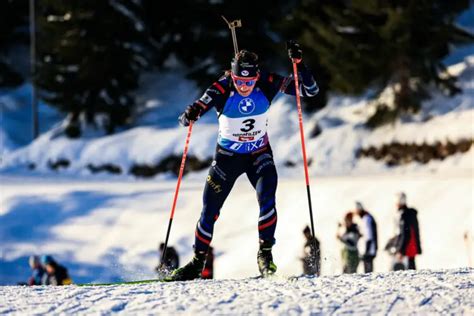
[384,294,404,316]
[329,286,367,315]
[422,272,466,314]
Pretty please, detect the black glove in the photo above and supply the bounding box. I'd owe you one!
[286,40,303,63]
[179,103,201,126]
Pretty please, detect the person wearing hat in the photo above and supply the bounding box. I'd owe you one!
[394,192,422,270]
[168,41,319,281]
[337,212,361,274]
[354,201,378,273]
[40,255,72,285]
[301,225,321,275]
[27,255,45,285]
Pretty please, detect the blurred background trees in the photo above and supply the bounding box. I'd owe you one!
[0,0,28,87]
[36,0,153,136]
[286,0,473,124]
[1,0,472,135]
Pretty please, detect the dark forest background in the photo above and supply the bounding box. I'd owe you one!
[1,0,472,135]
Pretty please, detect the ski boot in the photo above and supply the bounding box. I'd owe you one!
[257,241,277,277]
[164,251,206,282]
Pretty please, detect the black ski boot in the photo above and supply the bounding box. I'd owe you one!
[165,251,206,281]
[257,241,277,277]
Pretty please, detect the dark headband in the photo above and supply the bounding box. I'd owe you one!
[231,59,259,77]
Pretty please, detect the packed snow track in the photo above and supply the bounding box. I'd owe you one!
[1,268,472,315]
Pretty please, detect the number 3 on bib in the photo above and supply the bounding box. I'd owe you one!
[241,119,256,132]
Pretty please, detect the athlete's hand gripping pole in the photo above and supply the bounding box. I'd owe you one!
[159,121,194,272]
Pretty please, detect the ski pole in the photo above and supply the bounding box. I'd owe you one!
[291,61,317,242]
[160,121,194,269]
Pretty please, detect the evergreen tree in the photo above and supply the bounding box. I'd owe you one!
[142,0,287,88]
[0,0,28,87]
[36,0,152,136]
[288,0,473,123]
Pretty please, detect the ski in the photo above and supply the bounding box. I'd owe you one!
[78,274,316,286]
[78,278,168,286]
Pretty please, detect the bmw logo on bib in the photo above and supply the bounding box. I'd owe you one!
[238,98,256,115]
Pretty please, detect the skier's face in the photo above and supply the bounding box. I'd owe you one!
[232,74,259,97]
[45,264,55,274]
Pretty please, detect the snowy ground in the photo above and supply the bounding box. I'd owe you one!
[1,172,472,286]
[0,268,472,314]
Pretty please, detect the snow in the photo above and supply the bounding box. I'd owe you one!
[0,82,471,316]
[0,269,472,314]
[0,7,473,314]
[1,173,472,285]
[0,84,64,155]
[2,56,473,176]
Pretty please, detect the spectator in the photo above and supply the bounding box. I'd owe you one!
[354,201,378,273]
[27,255,45,285]
[337,212,361,274]
[384,236,406,271]
[301,225,321,275]
[156,243,180,273]
[394,192,422,270]
[201,246,214,279]
[40,255,72,285]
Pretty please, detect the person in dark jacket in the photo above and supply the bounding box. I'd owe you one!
[27,255,45,285]
[337,212,361,274]
[301,225,321,275]
[156,243,180,273]
[41,255,72,285]
[354,201,378,273]
[167,41,319,281]
[394,192,422,270]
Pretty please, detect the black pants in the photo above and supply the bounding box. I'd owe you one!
[362,256,375,273]
[407,257,416,270]
[194,145,278,252]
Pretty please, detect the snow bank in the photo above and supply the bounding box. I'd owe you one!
[2,57,473,176]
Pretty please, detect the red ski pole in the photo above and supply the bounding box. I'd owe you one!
[160,121,194,270]
[292,61,317,241]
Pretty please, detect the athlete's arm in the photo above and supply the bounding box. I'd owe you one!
[178,76,230,126]
[257,64,319,104]
[277,63,319,97]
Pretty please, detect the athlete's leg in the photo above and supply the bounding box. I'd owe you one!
[246,147,278,245]
[194,148,244,252]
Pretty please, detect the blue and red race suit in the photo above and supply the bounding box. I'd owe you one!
[181,64,319,252]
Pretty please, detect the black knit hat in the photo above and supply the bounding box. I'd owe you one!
[231,50,259,77]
